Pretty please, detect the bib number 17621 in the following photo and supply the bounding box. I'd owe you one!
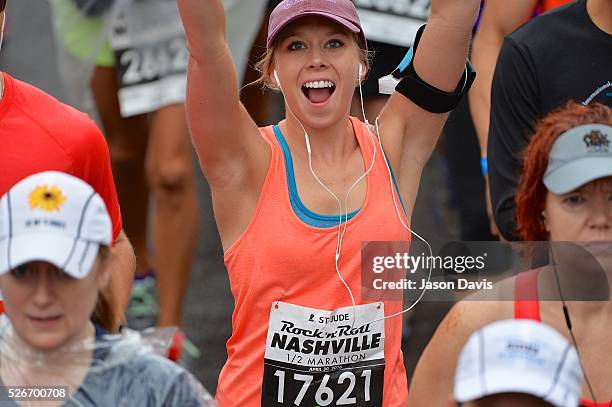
[262,365,383,406]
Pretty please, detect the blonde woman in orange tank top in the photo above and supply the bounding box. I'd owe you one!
[176,0,479,405]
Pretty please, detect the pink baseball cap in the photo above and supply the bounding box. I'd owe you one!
[267,0,367,50]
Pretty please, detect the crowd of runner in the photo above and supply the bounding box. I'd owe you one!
[0,0,610,405]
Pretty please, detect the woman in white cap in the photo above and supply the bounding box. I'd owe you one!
[0,171,215,406]
[409,102,612,406]
[177,0,479,405]
[453,319,583,407]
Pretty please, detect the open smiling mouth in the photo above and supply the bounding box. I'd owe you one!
[302,80,336,104]
[29,315,62,323]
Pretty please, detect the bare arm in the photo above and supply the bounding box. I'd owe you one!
[378,0,480,216]
[408,302,474,406]
[407,300,508,405]
[176,0,270,249]
[176,0,268,184]
[469,0,536,156]
[107,230,135,332]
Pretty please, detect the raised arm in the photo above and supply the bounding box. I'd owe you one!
[177,0,270,249]
[176,0,268,184]
[467,0,536,237]
[377,0,480,217]
[469,0,536,158]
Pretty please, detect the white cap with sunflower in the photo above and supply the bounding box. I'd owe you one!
[0,171,112,279]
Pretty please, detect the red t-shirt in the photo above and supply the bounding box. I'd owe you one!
[538,0,572,13]
[0,73,122,239]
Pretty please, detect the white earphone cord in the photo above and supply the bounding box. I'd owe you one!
[274,68,364,325]
[274,68,433,328]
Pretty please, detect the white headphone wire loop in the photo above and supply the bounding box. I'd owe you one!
[273,68,432,328]
[364,117,433,326]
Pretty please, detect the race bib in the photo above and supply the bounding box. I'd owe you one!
[262,302,385,406]
[110,0,187,117]
[355,0,431,47]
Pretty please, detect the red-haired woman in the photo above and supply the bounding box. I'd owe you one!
[408,101,612,406]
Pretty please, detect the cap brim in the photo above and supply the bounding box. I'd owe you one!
[544,156,612,194]
[268,11,361,48]
[454,368,578,407]
[0,233,100,279]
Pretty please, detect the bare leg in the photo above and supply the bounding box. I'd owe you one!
[90,66,151,277]
[146,103,198,328]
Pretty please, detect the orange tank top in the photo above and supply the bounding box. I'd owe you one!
[217,117,410,406]
[514,270,611,407]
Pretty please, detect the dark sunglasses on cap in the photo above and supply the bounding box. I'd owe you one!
[0,0,6,12]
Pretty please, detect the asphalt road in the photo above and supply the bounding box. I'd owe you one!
[1,0,457,394]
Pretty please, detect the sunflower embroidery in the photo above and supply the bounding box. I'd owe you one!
[29,185,67,212]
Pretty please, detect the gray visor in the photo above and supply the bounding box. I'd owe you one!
[543,124,612,194]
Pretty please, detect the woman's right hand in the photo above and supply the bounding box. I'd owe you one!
[176,0,227,57]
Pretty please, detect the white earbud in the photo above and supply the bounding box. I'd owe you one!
[273,69,282,91]
[357,63,363,85]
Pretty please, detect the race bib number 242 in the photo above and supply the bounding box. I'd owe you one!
[262,302,385,406]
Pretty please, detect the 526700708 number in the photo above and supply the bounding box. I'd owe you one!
[1,386,69,401]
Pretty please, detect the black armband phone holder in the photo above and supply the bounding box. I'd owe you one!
[379,24,476,114]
